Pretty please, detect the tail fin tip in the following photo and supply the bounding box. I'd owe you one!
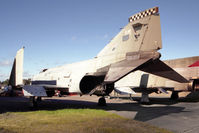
[129,7,159,23]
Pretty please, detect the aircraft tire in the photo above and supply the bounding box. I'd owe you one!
[37,97,42,102]
[170,91,179,100]
[29,97,38,108]
[98,97,106,106]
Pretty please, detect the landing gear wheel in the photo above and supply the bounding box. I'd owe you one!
[37,97,42,102]
[170,91,179,100]
[98,97,106,106]
[29,96,38,108]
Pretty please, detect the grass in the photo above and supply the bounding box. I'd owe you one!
[0,109,172,133]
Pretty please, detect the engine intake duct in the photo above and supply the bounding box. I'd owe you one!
[80,76,105,94]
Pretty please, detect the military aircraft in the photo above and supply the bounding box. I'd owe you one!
[115,56,199,103]
[8,7,188,107]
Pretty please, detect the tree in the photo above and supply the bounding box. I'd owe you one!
[23,78,31,85]
[1,79,9,86]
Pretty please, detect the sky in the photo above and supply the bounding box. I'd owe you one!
[0,0,199,81]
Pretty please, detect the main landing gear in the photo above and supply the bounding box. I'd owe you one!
[98,97,106,106]
[29,96,42,108]
[29,96,37,108]
[140,91,150,104]
[170,91,179,100]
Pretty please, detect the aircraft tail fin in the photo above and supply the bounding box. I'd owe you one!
[97,7,162,61]
[9,47,24,87]
[95,7,187,84]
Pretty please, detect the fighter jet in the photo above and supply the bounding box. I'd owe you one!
[115,56,199,103]
[8,7,187,107]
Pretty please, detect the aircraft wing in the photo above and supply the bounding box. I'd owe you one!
[23,85,47,96]
[22,85,69,97]
[104,58,188,83]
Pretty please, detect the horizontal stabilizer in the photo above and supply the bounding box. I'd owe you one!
[139,59,188,83]
[104,58,152,83]
[104,57,188,84]
[23,85,47,96]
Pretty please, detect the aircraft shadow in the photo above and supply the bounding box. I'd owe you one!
[0,96,188,122]
[110,96,179,105]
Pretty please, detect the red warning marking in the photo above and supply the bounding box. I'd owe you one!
[189,60,199,67]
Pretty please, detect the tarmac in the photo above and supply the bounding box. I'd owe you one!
[1,95,199,133]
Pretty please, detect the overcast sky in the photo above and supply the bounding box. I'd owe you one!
[0,0,199,81]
